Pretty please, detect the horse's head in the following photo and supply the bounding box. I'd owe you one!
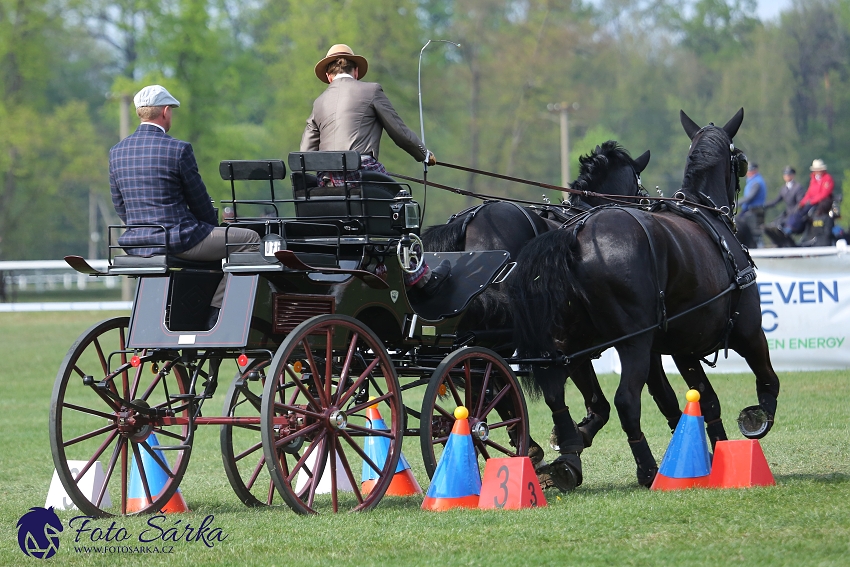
[680,108,746,211]
[569,141,650,208]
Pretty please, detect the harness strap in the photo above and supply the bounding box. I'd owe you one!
[620,208,668,331]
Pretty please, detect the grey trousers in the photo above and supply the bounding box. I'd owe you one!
[176,227,260,308]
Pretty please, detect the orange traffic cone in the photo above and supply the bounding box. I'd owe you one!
[708,439,775,488]
[361,402,421,496]
[651,390,712,491]
[422,406,481,511]
[127,433,188,513]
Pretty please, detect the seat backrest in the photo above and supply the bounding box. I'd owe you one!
[288,152,402,236]
[219,160,286,181]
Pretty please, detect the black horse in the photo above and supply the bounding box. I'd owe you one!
[423,142,660,484]
[508,109,780,487]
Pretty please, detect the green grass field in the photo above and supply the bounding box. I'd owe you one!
[1,311,848,566]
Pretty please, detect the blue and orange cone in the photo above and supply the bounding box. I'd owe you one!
[361,401,422,496]
[127,433,188,513]
[421,406,481,511]
[651,390,712,491]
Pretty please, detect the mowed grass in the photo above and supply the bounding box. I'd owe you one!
[0,311,848,566]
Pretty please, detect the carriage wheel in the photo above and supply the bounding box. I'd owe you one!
[420,347,529,478]
[220,358,289,507]
[260,314,403,514]
[49,317,192,517]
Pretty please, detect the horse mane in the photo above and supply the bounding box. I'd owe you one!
[421,221,465,252]
[681,126,731,202]
[570,141,633,194]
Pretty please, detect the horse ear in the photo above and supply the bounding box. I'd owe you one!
[633,150,650,173]
[722,107,744,140]
[680,110,700,140]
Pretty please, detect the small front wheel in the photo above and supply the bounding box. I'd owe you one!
[420,347,529,478]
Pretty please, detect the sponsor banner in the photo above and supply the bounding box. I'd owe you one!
[591,244,850,374]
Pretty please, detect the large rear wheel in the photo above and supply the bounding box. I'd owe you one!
[49,317,192,516]
[260,314,403,514]
[420,347,529,478]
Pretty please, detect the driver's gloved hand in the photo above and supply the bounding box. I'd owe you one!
[419,259,452,296]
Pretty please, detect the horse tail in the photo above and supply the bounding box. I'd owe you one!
[507,229,587,394]
[421,220,465,252]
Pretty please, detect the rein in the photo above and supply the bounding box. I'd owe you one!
[389,162,737,220]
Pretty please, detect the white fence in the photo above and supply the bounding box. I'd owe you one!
[0,260,131,312]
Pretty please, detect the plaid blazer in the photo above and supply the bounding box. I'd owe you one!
[110,124,216,256]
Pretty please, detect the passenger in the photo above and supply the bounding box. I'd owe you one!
[110,85,260,327]
[765,166,806,227]
[737,162,767,248]
[301,44,449,295]
[783,159,835,235]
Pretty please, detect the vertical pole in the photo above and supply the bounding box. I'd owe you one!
[120,95,133,301]
[88,189,98,259]
[559,103,569,201]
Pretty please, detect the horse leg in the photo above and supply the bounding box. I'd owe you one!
[614,341,658,487]
[646,353,682,433]
[533,365,584,492]
[673,355,728,449]
[569,361,611,448]
[729,318,781,438]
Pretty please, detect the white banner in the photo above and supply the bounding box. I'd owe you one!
[591,243,850,374]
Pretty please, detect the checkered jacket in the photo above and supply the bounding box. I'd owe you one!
[109,124,216,256]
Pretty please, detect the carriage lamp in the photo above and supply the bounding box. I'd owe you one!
[390,189,420,231]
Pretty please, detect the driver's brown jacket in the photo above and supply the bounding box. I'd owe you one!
[300,76,427,162]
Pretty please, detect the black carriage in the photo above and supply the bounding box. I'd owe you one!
[50,151,530,516]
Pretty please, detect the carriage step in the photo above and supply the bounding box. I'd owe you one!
[151,444,191,451]
[169,393,213,400]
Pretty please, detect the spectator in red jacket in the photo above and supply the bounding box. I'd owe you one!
[783,159,835,235]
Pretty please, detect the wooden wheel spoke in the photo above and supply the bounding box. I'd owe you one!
[334,331,360,405]
[284,366,323,413]
[246,454,266,491]
[482,437,517,457]
[98,436,124,508]
[335,356,380,408]
[463,360,473,409]
[62,402,116,421]
[334,437,364,505]
[139,440,176,480]
[72,429,119,482]
[343,390,393,418]
[480,382,512,421]
[324,329,334,406]
[151,427,187,441]
[476,441,492,461]
[474,362,493,416]
[302,338,331,407]
[64,423,117,448]
[338,429,382,477]
[274,421,323,451]
[234,440,263,463]
[130,442,154,504]
[444,374,465,409]
[345,422,394,439]
[272,401,324,422]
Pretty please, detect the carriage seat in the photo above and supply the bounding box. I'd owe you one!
[109,254,222,275]
[288,151,406,236]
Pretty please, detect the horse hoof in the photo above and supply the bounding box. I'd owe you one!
[528,444,546,468]
[577,412,607,448]
[737,405,773,439]
[548,453,583,492]
[636,467,657,488]
[548,426,559,451]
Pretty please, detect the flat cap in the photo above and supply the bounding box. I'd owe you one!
[133,85,180,108]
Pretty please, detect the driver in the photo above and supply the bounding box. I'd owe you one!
[301,44,449,295]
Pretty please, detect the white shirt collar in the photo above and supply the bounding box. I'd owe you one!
[332,73,354,81]
[140,122,166,133]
